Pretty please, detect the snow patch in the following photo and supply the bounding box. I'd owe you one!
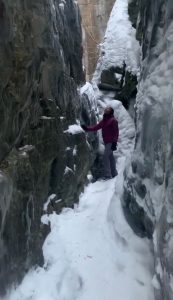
[73,146,77,156]
[80,82,98,114]
[64,166,73,175]
[152,275,160,290]
[43,194,56,212]
[40,116,55,120]
[19,145,34,152]
[93,0,140,83]
[64,125,83,135]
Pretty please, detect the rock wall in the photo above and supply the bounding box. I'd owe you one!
[0,0,97,295]
[77,0,115,80]
[123,0,173,299]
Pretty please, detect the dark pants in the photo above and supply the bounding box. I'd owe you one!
[103,143,117,178]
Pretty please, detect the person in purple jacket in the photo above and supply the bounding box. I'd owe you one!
[82,107,119,180]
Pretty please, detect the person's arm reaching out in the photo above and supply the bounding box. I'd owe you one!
[82,120,104,132]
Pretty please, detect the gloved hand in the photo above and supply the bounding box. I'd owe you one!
[111,142,117,151]
[81,124,87,131]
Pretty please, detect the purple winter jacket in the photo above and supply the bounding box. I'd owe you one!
[86,116,119,144]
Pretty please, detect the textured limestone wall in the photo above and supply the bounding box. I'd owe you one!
[123,1,173,299]
[0,0,97,295]
[78,0,115,80]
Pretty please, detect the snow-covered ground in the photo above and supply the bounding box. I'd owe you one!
[4,100,154,300]
[4,164,154,300]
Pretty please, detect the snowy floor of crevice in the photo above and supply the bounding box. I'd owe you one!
[5,154,154,300]
[4,94,154,300]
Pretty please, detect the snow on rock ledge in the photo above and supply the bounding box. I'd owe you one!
[64,124,84,135]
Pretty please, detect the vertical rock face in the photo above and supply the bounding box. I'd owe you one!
[0,0,97,295]
[123,0,173,299]
[77,0,115,79]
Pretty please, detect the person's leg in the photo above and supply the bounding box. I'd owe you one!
[103,143,112,178]
[109,151,117,177]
